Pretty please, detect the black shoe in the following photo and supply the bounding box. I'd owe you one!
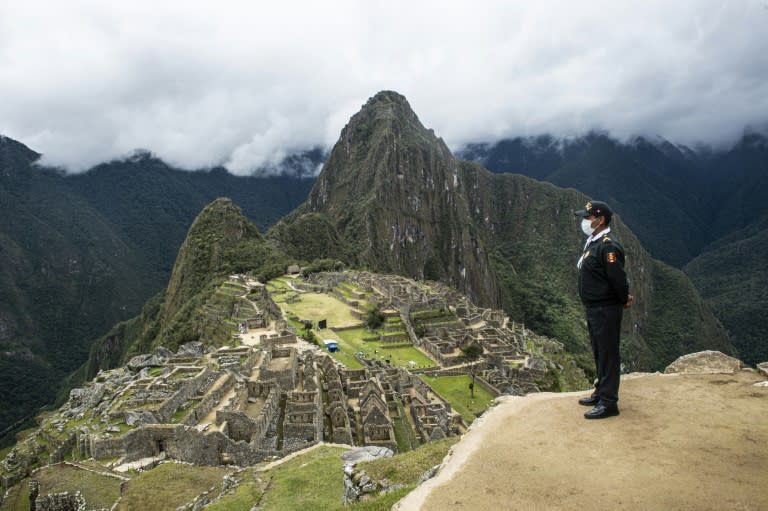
[584,404,620,419]
[578,395,599,406]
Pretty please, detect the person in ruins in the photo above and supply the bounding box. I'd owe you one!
[574,200,633,419]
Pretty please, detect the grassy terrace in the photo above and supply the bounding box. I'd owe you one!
[0,463,123,511]
[119,463,232,511]
[277,291,362,329]
[266,276,296,292]
[219,282,247,296]
[266,278,437,371]
[419,375,495,424]
[334,328,435,369]
[208,441,458,510]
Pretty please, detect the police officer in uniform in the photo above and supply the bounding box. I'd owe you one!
[574,201,633,419]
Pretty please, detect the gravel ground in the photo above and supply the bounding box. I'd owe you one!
[395,371,768,511]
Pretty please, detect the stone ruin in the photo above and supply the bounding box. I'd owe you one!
[2,270,579,491]
[310,271,564,395]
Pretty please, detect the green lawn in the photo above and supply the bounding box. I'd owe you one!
[266,277,295,294]
[119,463,232,511]
[255,445,349,510]
[244,442,457,511]
[0,464,123,511]
[419,375,495,424]
[333,328,435,369]
[278,292,362,328]
[269,282,435,371]
[203,471,265,511]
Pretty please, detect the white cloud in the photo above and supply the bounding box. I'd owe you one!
[0,0,766,173]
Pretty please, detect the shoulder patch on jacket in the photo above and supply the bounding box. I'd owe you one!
[606,252,618,263]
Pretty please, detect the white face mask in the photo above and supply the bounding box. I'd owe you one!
[581,218,596,236]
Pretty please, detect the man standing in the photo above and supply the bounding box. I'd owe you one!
[574,201,633,419]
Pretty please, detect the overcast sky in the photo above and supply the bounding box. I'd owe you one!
[1,0,767,174]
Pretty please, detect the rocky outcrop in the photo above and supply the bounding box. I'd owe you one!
[126,354,164,371]
[664,350,744,374]
[341,446,395,504]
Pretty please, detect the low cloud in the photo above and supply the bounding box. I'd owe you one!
[1,0,766,173]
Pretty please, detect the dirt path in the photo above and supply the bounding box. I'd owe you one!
[396,371,768,511]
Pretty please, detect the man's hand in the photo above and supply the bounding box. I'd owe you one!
[624,294,634,309]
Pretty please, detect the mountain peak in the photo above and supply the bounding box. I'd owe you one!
[0,134,41,176]
[278,92,499,307]
[359,90,419,122]
[308,91,450,212]
[332,90,439,157]
[159,198,263,330]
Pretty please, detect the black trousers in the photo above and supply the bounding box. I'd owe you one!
[586,304,623,406]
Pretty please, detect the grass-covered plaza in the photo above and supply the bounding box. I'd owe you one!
[266,276,492,425]
[268,279,436,371]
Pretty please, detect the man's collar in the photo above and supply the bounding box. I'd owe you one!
[587,226,611,245]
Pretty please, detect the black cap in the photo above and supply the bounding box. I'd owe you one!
[574,200,613,220]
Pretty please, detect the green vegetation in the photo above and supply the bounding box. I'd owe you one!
[266,277,294,292]
[0,464,123,511]
[646,261,734,369]
[119,462,231,511]
[365,307,385,329]
[393,399,420,452]
[276,290,362,328]
[361,437,459,485]
[334,328,435,369]
[269,210,353,264]
[204,473,265,511]
[420,375,495,424]
[254,445,349,510]
[210,440,458,511]
[300,258,347,276]
[684,221,768,365]
[300,323,320,346]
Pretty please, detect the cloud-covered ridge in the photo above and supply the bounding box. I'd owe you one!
[1,0,766,174]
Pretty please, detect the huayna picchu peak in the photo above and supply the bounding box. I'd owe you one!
[274,91,500,309]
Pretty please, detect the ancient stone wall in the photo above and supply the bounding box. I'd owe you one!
[379,333,409,343]
[262,332,298,349]
[48,433,77,464]
[34,491,86,511]
[475,376,502,397]
[182,374,236,427]
[217,411,257,442]
[247,384,281,445]
[156,367,215,422]
[283,385,322,446]
[261,347,298,389]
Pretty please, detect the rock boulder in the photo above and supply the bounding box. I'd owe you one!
[664,350,743,375]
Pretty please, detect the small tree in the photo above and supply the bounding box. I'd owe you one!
[365,307,385,330]
[461,343,484,398]
[302,321,318,345]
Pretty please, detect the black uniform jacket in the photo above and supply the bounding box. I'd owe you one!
[578,233,629,306]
